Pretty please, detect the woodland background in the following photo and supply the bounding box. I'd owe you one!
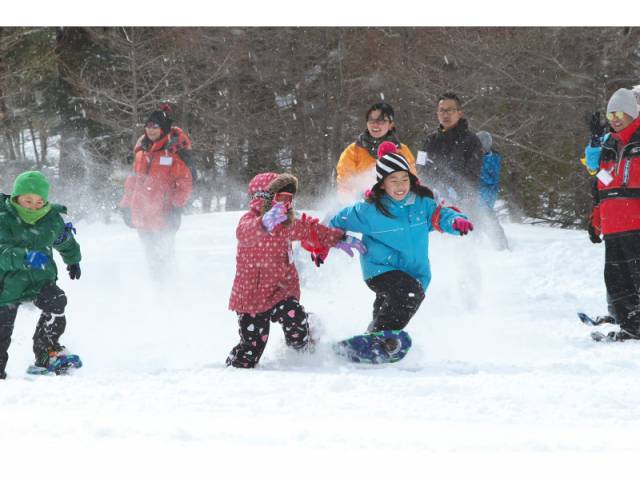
[0,27,638,226]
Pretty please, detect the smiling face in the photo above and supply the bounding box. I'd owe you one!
[608,111,635,133]
[145,124,163,141]
[16,193,45,210]
[366,109,394,139]
[381,170,411,201]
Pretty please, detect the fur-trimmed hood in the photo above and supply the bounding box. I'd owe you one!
[247,172,298,225]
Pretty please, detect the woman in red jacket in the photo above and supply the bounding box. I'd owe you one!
[589,88,640,341]
[119,105,193,275]
[226,172,364,368]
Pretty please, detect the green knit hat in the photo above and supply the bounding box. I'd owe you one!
[11,171,50,202]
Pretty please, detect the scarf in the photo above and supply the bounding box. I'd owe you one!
[356,131,401,159]
[10,198,52,224]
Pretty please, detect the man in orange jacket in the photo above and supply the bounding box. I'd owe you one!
[120,104,193,276]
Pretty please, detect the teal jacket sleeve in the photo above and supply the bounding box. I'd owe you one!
[436,206,467,236]
[329,202,372,234]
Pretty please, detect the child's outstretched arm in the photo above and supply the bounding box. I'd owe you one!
[292,213,344,247]
[431,203,474,236]
[328,203,371,235]
[292,213,351,267]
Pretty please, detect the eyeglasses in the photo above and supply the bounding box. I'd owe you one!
[367,118,390,125]
[274,192,294,203]
[606,111,626,121]
[145,122,161,129]
[437,108,459,115]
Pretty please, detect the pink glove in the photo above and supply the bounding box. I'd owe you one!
[452,217,474,235]
[262,202,288,232]
[334,235,367,257]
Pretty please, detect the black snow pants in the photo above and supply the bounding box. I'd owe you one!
[604,233,640,336]
[365,270,425,333]
[0,282,67,377]
[226,297,310,368]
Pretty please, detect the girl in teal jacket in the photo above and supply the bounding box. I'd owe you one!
[0,171,82,378]
[330,142,473,333]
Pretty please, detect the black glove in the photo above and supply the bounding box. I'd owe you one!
[589,112,606,146]
[588,224,602,244]
[67,263,81,280]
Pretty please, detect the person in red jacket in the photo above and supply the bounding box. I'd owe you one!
[226,172,365,368]
[589,88,640,341]
[119,105,193,274]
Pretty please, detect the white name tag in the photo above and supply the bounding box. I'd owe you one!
[159,156,173,166]
[416,150,428,166]
[597,168,613,186]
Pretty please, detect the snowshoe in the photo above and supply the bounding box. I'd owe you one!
[27,346,82,375]
[591,329,639,342]
[578,312,617,326]
[333,330,412,364]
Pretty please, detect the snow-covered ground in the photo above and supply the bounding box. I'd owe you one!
[1,210,638,476]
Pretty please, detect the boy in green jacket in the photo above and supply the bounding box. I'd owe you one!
[0,171,82,378]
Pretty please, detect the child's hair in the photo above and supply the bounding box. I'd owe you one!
[366,176,434,218]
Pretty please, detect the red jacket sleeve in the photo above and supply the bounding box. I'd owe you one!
[236,211,270,244]
[119,152,146,208]
[591,205,601,236]
[290,214,344,248]
[171,158,193,208]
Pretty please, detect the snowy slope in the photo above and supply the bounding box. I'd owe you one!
[1,211,639,476]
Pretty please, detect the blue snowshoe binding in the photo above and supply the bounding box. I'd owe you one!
[333,330,412,364]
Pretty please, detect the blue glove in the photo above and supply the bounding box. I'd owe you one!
[24,250,50,270]
[261,202,288,232]
[585,144,602,172]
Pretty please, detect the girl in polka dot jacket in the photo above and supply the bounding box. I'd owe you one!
[227,172,365,368]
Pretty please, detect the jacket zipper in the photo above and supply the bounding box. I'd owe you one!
[605,141,640,186]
